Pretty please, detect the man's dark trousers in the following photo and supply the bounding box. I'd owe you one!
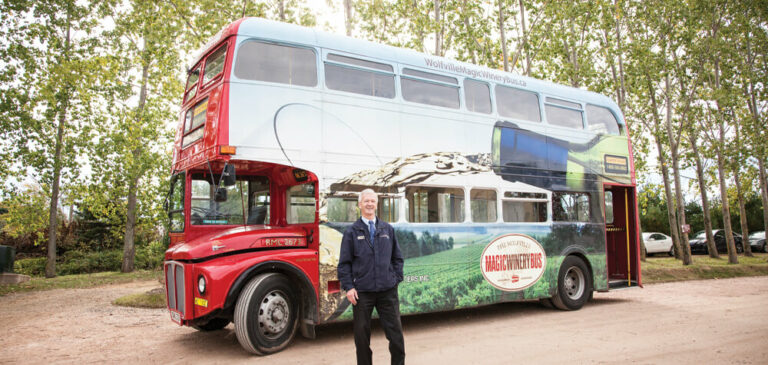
[353,286,405,365]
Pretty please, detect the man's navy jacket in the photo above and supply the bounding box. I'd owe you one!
[337,218,404,292]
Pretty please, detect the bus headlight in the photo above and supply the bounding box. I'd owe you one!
[198,275,207,295]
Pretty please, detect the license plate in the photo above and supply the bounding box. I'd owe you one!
[169,310,181,324]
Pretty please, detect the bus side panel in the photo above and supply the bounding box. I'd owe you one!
[318,221,606,323]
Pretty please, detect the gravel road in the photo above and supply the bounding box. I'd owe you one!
[1,276,767,364]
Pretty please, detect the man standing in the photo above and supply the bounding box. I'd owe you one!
[338,188,405,365]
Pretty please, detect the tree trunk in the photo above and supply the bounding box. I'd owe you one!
[46,104,66,278]
[46,10,72,279]
[665,76,692,265]
[655,138,682,259]
[518,0,529,75]
[122,174,139,272]
[733,167,752,256]
[759,158,768,236]
[121,62,150,273]
[689,134,719,258]
[498,1,509,72]
[277,0,285,21]
[344,0,353,36]
[434,0,442,56]
[614,0,626,110]
[715,133,739,264]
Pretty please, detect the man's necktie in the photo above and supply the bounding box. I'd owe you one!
[368,220,375,244]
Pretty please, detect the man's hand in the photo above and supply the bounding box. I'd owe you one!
[346,288,359,305]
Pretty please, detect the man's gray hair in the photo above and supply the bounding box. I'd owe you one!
[358,188,378,203]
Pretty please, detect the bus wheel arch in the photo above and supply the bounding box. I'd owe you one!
[551,254,593,311]
[226,261,318,345]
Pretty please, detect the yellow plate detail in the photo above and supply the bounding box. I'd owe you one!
[194,297,208,307]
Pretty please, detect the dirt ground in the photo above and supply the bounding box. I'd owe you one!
[1,276,767,364]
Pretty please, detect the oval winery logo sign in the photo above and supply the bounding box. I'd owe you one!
[481,234,547,291]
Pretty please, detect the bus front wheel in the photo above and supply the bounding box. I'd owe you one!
[551,256,592,311]
[234,273,299,355]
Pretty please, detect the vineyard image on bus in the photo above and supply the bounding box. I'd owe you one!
[163,18,641,355]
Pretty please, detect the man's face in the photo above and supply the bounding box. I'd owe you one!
[359,193,378,219]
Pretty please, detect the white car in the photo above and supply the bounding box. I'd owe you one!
[642,232,674,256]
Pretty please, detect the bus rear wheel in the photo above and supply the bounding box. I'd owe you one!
[234,273,299,355]
[551,256,592,311]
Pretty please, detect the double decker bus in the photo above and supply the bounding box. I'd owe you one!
[164,18,641,355]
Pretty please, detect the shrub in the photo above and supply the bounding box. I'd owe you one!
[12,241,166,277]
[14,257,47,276]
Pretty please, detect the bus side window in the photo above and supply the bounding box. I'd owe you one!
[470,189,496,222]
[401,68,460,109]
[234,40,317,87]
[502,191,547,223]
[325,54,395,98]
[545,97,584,129]
[586,104,622,135]
[604,191,614,224]
[464,79,491,114]
[287,183,316,224]
[495,85,541,122]
[406,186,464,223]
[553,192,590,222]
[327,196,359,222]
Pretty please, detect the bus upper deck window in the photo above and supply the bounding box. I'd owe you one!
[586,105,621,135]
[184,66,200,103]
[234,40,317,87]
[495,85,541,123]
[545,97,584,129]
[464,79,491,114]
[202,45,227,85]
[401,68,459,109]
[325,54,395,98]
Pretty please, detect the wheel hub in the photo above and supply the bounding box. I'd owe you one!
[564,266,585,300]
[258,290,290,339]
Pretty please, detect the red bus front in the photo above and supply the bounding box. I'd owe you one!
[163,19,320,355]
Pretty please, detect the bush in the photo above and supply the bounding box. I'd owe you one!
[14,257,47,276]
[12,241,166,277]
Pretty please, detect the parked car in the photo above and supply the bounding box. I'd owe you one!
[641,232,674,256]
[689,229,743,254]
[748,231,766,253]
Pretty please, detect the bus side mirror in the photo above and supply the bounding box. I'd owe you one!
[222,164,236,186]
[214,187,228,202]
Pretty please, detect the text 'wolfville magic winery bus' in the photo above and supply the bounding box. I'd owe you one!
[163,18,641,355]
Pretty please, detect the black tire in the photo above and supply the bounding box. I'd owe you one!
[762,242,767,253]
[539,298,554,309]
[234,273,299,355]
[736,244,743,253]
[551,256,592,311]
[192,317,230,332]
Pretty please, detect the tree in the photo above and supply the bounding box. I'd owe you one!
[0,1,103,277]
[88,0,182,272]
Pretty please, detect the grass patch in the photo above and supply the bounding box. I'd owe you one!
[113,288,166,309]
[0,270,162,297]
[642,253,768,284]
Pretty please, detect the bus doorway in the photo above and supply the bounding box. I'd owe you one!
[604,185,640,289]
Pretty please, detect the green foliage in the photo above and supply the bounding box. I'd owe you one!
[13,241,165,277]
[0,185,51,246]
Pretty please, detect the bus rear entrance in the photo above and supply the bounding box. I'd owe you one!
[604,184,641,289]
